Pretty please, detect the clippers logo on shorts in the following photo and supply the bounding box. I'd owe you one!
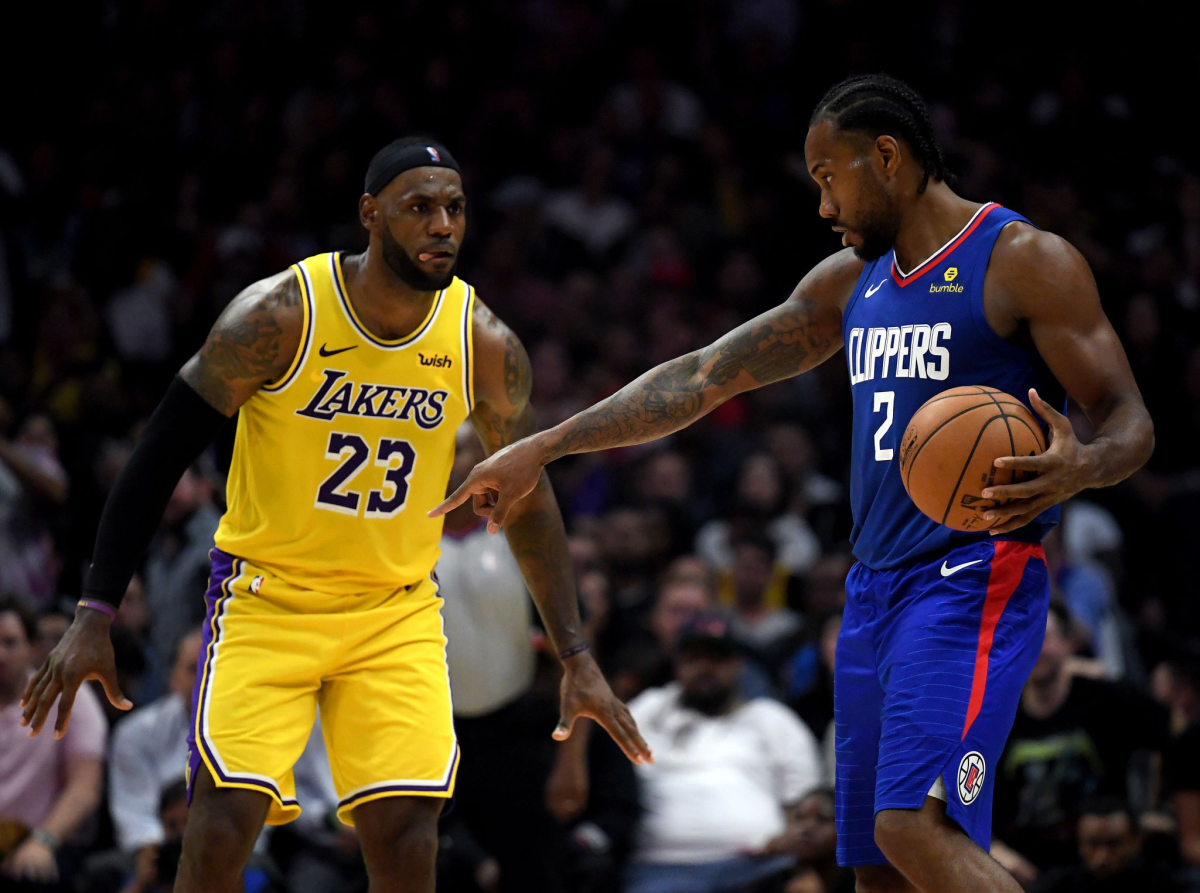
[957,751,986,805]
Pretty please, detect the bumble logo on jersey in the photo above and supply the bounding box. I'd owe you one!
[214,252,476,595]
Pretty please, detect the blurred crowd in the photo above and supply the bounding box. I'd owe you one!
[2,0,1199,891]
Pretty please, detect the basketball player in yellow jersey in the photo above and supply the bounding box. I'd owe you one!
[21,137,652,893]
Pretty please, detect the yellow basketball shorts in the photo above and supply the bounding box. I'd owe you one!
[185,549,458,826]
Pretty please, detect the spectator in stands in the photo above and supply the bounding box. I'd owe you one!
[697,453,820,583]
[0,595,106,889]
[1155,661,1200,868]
[142,466,220,699]
[438,425,572,893]
[727,536,803,671]
[108,630,202,855]
[0,410,68,607]
[992,603,1170,878]
[626,612,821,893]
[1029,797,1183,893]
[33,609,70,669]
[784,613,840,783]
[762,788,854,893]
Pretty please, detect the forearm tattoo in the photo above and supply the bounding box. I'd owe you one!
[547,296,839,459]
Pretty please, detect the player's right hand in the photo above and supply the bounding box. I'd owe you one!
[20,607,132,738]
[428,434,547,533]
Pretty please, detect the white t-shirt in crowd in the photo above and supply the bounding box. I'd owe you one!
[628,683,822,864]
[438,523,535,718]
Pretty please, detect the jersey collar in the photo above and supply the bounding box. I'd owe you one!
[890,203,999,287]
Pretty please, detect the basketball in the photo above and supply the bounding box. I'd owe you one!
[899,386,1047,532]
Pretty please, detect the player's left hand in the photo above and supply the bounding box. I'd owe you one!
[981,388,1093,535]
[553,653,653,765]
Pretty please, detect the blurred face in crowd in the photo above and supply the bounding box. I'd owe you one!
[1078,811,1140,879]
[171,631,204,701]
[16,413,58,455]
[1029,610,1073,685]
[161,795,190,841]
[652,580,711,651]
[737,454,784,515]
[116,575,149,637]
[0,611,33,697]
[805,119,904,261]
[362,167,466,292]
[676,644,740,716]
[790,791,838,861]
[163,468,213,525]
[732,543,774,610]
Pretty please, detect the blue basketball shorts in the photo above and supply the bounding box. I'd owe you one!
[834,539,1049,866]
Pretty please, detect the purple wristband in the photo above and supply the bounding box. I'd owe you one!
[77,598,117,620]
[558,641,590,660]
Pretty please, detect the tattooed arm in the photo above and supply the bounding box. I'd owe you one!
[20,268,305,739]
[434,249,861,529]
[469,300,653,764]
[181,268,306,414]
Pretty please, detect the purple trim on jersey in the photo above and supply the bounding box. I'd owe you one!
[336,743,460,812]
[186,549,298,808]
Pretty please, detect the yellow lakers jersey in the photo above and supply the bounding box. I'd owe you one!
[214,252,476,595]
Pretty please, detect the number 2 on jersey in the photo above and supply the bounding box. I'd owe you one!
[873,391,894,461]
[316,432,417,518]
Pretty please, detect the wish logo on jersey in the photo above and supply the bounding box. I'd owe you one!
[296,369,449,429]
[847,323,952,384]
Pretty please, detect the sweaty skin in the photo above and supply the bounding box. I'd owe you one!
[432,122,1153,542]
[21,166,651,766]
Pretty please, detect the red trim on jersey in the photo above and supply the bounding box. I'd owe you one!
[891,203,1002,287]
[961,541,1043,739]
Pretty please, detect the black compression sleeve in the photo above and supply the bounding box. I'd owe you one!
[82,376,230,608]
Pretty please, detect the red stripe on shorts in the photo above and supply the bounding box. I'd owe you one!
[961,541,1042,739]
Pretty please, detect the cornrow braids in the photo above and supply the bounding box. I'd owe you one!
[811,74,953,194]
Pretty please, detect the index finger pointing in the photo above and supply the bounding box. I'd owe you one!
[428,480,480,518]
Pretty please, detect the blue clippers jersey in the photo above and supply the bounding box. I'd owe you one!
[843,203,1061,570]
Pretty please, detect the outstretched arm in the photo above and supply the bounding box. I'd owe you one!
[981,225,1154,533]
[21,269,304,738]
[433,249,859,529]
[469,300,652,764]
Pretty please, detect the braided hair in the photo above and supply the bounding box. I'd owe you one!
[810,74,953,194]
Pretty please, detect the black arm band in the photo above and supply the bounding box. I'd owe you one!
[82,376,230,608]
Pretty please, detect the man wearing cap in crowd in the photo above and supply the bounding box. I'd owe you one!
[625,611,823,893]
[20,136,650,893]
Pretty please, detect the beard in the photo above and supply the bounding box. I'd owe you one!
[680,683,735,716]
[381,225,458,291]
[843,180,902,261]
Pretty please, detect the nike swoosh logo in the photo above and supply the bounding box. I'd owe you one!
[941,558,984,577]
[864,280,886,298]
[319,344,357,357]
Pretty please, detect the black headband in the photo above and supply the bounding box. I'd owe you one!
[365,140,461,196]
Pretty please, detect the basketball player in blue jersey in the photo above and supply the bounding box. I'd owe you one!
[434,75,1154,892]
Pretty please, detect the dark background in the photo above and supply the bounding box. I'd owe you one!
[1,0,1199,890]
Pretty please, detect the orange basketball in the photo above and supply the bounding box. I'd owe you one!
[899,386,1047,532]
